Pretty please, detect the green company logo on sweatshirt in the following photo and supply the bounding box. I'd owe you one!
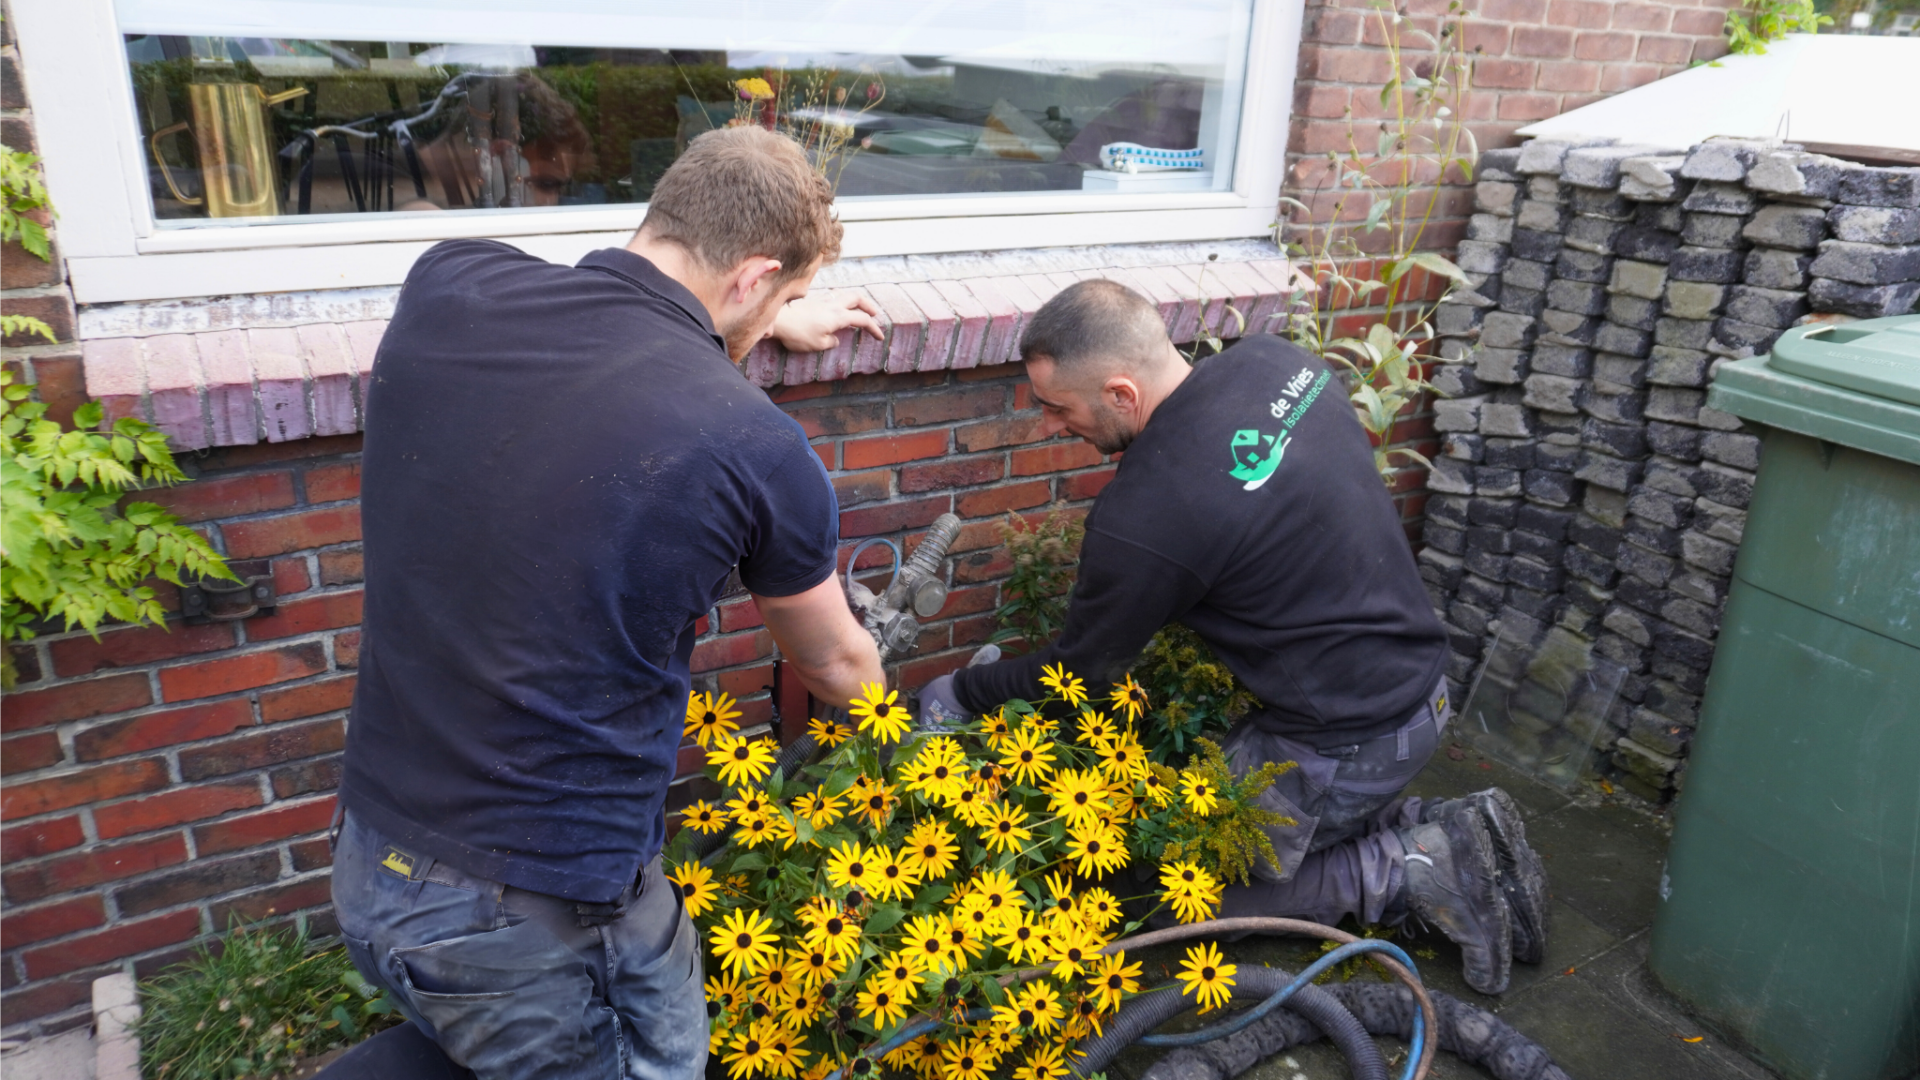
[1227,366,1329,491]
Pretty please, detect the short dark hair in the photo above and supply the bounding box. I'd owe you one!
[638,127,842,285]
[1019,279,1169,376]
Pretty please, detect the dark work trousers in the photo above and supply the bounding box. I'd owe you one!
[1216,676,1453,928]
[330,810,707,1080]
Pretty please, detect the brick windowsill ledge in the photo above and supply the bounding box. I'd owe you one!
[79,256,1308,452]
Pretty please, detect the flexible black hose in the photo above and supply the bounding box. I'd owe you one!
[1071,970,1388,1080]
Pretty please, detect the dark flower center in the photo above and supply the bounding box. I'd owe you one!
[735,933,752,948]
[826,918,844,935]
[745,1040,761,1054]
[1019,1009,1036,1026]
[733,747,750,761]
[847,862,864,877]
[1182,870,1196,882]
[1021,751,1035,763]
[1074,793,1089,805]
[1201,966,1216,980]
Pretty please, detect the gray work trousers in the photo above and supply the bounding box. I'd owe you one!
[1216,676,1452,928]
[331,810,707,1080]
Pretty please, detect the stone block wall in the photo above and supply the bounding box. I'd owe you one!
[1419,137,1919,802]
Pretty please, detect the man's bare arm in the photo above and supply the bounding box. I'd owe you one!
[752,574,886,708]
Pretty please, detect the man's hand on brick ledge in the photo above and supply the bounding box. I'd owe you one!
[770,289,884,352]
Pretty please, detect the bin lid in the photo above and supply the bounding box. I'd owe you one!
[1708,315,1920,467]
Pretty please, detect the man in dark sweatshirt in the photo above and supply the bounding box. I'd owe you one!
[917,279,1547,994]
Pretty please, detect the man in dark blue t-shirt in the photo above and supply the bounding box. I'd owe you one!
[332,127,885,1080]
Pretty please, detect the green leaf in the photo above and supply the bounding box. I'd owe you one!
[864,902,905,935]
[1407,251,1468,285]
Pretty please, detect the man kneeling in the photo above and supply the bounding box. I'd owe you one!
[918,280,1548,994]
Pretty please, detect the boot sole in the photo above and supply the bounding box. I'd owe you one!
[1474,790,1550,966]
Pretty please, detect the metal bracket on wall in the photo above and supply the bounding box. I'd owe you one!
[180,558,277,625]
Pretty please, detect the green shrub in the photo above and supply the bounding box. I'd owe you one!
[138,921,396,1080]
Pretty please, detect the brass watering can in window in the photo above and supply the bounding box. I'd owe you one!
[150,83,309,217]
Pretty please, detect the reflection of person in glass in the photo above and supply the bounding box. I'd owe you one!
[414,73,596,209]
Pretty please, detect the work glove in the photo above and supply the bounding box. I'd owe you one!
[915,673,968,732]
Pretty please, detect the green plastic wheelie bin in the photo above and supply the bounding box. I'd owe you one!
[1650,315,1920,1080]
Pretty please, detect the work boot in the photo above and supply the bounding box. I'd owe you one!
[1397,812,1512,995]
[1424,789,1550,965]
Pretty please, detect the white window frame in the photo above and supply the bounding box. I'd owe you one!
[12,0,1303,305]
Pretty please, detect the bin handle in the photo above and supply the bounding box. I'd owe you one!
[148,122,202,206]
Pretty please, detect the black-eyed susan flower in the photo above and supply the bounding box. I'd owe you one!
[1064,993,1109,1039]
[802,908,862,962]
[1040,663,1087,707]
[980,708,1014,749]
[1017,981,1064,1033]
[791,790,843,829]
[1013,1041,1068,1080]
[1180,771,1220,816]
[994,912,1044,964]
[849,681,912,743]
[948,780,995,826]
[685,690,743,747]
[1046,768,1110,831]
[1159,859,1222,924]
[1080,887,1121,932]
[942,1037,996,1080]
[1046,919,1100,980]
[786,945,844,989]
[711,908,780,976]
[857,975,911,1026]
[709,734,776,789]
[683,799,726,835]
[733,813,775,849]
[999,726,1056,786]
[900,818,959,879]
[1065,822,1128,878]
[868,845,918,902]
[876,951,922,996]
[727,790,771,823]
[667,861,718,917]
[807,714,852,747]
[1176,942,1237,1013]
[825,841,880,894]
[849,774,896,830]
[1044,872,1079,920]
[1075,710,1117,746]
[764,1026,809,1079]
[904,736,968,803]
[1094,729,1149,784]
[942,915,987,967]
[1109,673,1149,723]
[1088,952,1142,1013]
[979,803,1033,855]
[900,913,951,971]
[723,1018,781,1078]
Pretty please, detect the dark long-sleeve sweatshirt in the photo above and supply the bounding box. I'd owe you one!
[952,335,1449,751]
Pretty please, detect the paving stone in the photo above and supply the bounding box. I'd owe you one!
[1727,284,1811,328]
[1681,530,1737,576]
[1518,138,1593,174]
[1682,182,1759,216]
[1475,180,1520,216]
[1682,212,1749,249]
[1643,457,1704,499]
[1654,316,1715,350]
[1696,461,1755,508]
[1523,372,1585,413]
[1626,515,1685,556]
[1628,705,1694,756]
[1663,280,1728,320]
[1518,199,1574,233]
[1433,394,1487,432]
[1444,432,1485,461]
[1556,247,1614,283]
[1700,431,1762,473]
[1647,345,1712,387]
[1525,468,1579,506]
[1681,139,1770,182]
[1478,146,1524,182]
[1536,440,1582,472]
[1576,451,1642,492]
[1746,148,1852,199]
[1593,352,1649,389]
[1479,311,1538,350]
[1438,337,1477,363]
[1455,239,1510,274]
[1616,573,1669,617]
[1711,315,1783,354]
[1693,497,1748,544]
[1696,403,1745,432]
[1512,227,1566,262]
[1615,226,1681,263]
[1503,258,1553,294]
[1827,204,1920,245]
[1431,362,1484,399]
[1583,415,1648,458]
[1646,421,1702,461]
[1607,259,1668,300]
[1465,213,1515,245]
[1476,347,1530,385]
[1547,279,1609,316]
[1476,467,1524,497]
[1530,175,1569,201]
[1539,308,1603,346]
[1808,277,1920,318]
[1593,323,1652,359]
[1567,215,1629,255]
[1500,285,1549,318]
[1670,246,1745,283]
[1808,240,1920,285]
[1427,494,1472,527]
[1742,247,1813,290]
[1481,402,1532,437]
[1514,527,1565,565]
[1482,438,1536,472]
[1433,301,1486,336]
[1571,185,1637,221]
[1741,204,1828,249]
[1607,294,1661,330]
[1517,503,1575,539]
[1837,165,1920,208]
[1530,342,1594,378]
[1583,389,1646,426]
[1459,572,1506,610]
[1645,386,1705,424]
[1619,154,1687,201]
[1428,459,1476,498]
[1537,409,1584,441]
[1637,201,1686,232]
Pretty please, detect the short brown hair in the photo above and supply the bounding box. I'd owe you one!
[1020,279,1169,376]
[638,127,841,282]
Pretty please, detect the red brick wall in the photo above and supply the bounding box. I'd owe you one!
[0,365,1114,1035]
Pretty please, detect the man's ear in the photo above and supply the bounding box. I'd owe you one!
[727,257,784,305]
[1103,373,1144,413]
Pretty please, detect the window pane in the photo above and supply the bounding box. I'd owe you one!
[116,1,1251,226]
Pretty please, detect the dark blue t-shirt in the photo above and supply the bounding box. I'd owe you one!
[341,240,839,903]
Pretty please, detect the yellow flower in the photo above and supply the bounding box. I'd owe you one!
[900,914,952,972]
[1043,872,1080,921]
[883,1038,932,1077]
[667,861,718,918]
[849,681,912,743]
[807,714,852,747]
[706,971,747,1015]
[981,708,1014,749]
[764,1025,810,1080]
[1160,860,1222,924]
[1176,942,1237,1013]
[754,958,796,1001]
[849,774,897,829]
[1066,821,1126,878]
[733,813,776,849]
[735,76,776,100]
[683,799,726,835]
[1000,726,1057,786]
[1088,951,1142,1013]
[709,734,776,789]
[1040,663,1088,707]
[791,790,843,829]
[1094,729,1149,784]
[1046,918,1101,980]
[941,1038,996,1080]
[904,736,968,803]
[1047,768,1111,831]
[723,1018,782,1079]
[900,819,959,880]
[1076,710,1117,746]
[802,907,863,962]
[1064,993,1110,1039]
[1144,768,1175,808]
[1013,1042,1068,1080]
[994,911,1045,964]
[728,790,772,825]
[824,842,881,895]
[1017,980,1065,1033]
[685,690,744,748]
[1109,673,1150,723]
[868,845,919,902]
[875,951,924,996]
[941,914,988,967]
[857,975,911,1026]
[1081,887,1121,932]
[786,945,845,989]
[979,803,1034,855]
[1180,772,1221,816]
[711,908,780,976]
[948,780,995,826]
